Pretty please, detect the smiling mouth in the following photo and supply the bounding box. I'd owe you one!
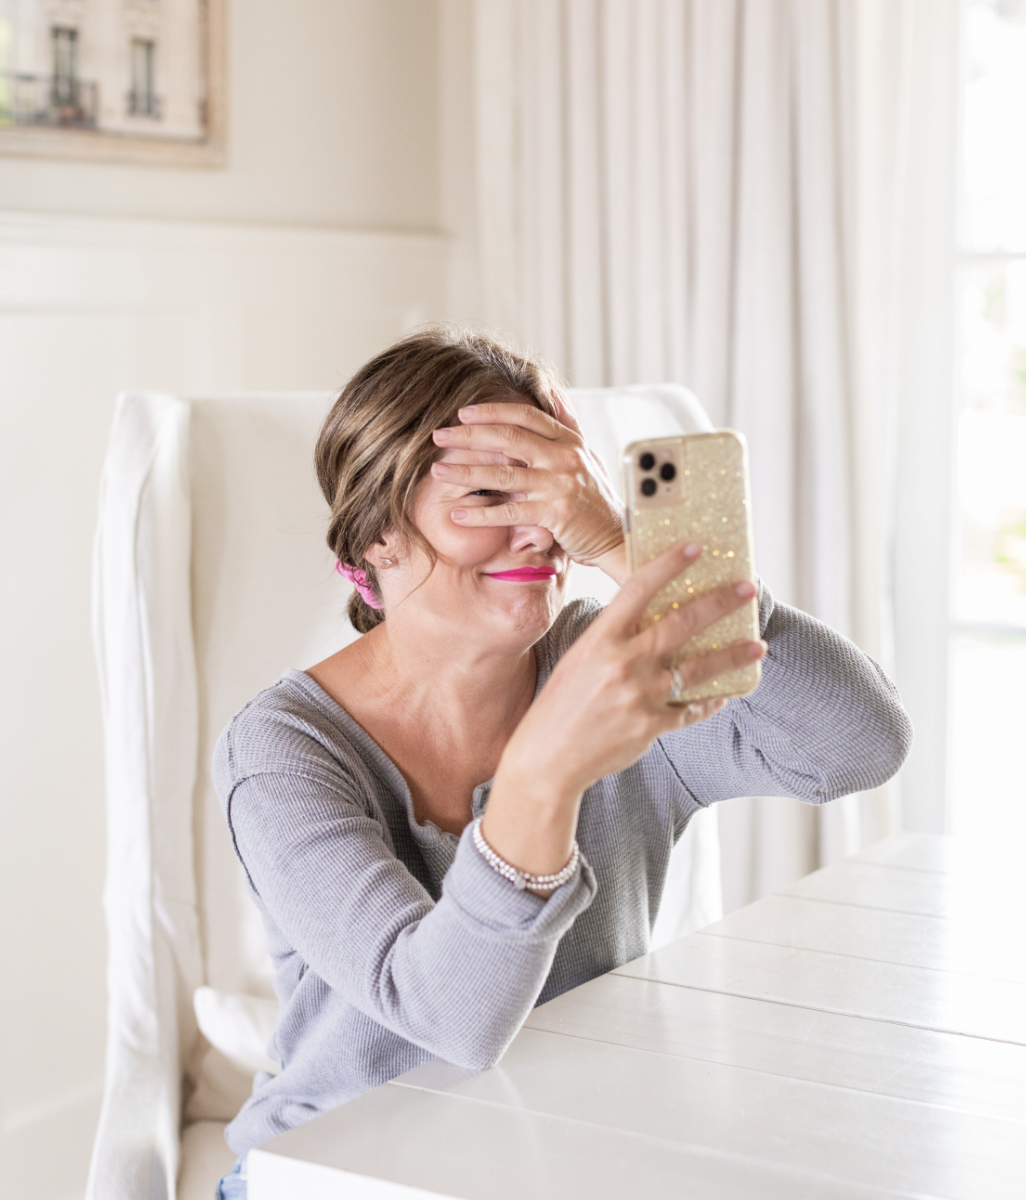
[485,566,558,582]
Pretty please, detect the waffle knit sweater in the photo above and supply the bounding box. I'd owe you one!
[213,584,912,1154]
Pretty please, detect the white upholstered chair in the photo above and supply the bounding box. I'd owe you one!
[87,385,722,1200]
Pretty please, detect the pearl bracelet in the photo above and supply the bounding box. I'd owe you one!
[471,818,580,893]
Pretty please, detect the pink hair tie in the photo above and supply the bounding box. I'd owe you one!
[335,560,384,610]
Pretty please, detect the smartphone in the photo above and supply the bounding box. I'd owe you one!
[621,430,761,703]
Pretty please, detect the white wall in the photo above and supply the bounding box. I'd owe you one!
[0,5,446,1198]
[0,0,440,229]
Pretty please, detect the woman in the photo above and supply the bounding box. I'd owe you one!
[213,327,911,1197]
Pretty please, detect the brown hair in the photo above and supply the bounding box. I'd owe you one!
[315,326,562,634]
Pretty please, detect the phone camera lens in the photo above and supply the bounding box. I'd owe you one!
[641,478,657,497]
[639,452,656,471]
[660,462,676,481]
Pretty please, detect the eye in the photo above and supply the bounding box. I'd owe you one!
[469,489,503,498]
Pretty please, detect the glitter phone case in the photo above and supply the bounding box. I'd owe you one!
[622,430,761,702]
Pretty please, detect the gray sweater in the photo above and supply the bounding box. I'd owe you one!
[213,586,911,1155]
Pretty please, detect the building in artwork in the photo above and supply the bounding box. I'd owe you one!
[0,0,206,140]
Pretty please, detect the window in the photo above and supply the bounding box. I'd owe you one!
[951,0,1026,844]
[128,38,159,118]
[51,26,78,106]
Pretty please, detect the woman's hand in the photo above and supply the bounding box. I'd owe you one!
[431,395,628,583]
[481,543,766,877]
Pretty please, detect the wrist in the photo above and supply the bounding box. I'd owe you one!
[482,763,583,878]
[472,818,580,895]
[488,762,576,825]
[591,538,629,587]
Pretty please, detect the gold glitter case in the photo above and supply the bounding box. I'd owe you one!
[622,430,761,702]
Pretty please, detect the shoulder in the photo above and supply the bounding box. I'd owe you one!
[537,597,604,668]
[212,670,369,806]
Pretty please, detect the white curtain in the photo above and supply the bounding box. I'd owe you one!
[470,0,959,908]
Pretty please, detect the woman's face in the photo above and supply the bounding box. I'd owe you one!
[379,441,570,649]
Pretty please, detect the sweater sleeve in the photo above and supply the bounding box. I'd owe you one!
[657,581,913,804]
[221,752,596,1072]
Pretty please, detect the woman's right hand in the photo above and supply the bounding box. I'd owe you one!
[481,544,765,878]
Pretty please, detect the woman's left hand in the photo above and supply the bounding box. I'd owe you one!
[430,395,628,582]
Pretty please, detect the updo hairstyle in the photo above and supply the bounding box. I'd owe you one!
[314,326,561,634]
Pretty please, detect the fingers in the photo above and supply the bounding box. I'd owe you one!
[646,663,751,738]
[431,460,543,494]
[632,669,734,744]
[600,543,702,639]
[458,401,571,441]
[646,579,758,659]
[549,390,585,437]
[448,498,548,528]
[665,697,730,733]
[667,639,766,696]
[432,447,517,468]
[433,404,575,465]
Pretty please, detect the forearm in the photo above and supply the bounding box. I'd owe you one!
[230,775,596,1068]
[662,582,913,804]
[481,659,593,881]
[355,831,594,1066]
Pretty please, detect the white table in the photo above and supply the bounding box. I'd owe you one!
[249,834,1026,1199]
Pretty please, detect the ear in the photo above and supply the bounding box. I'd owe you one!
[364,532,402,570]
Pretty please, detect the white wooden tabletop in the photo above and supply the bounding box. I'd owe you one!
[248,833,1026,1199]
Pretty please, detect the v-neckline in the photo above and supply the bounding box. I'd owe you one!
[285,633,553,842]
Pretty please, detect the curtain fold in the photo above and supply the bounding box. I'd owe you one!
[471,0,954,905]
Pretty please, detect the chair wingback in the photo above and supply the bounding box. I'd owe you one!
[90,392,202,1200]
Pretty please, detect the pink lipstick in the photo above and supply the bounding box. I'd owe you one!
[485,566,558,582]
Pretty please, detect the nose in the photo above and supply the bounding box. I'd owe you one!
[508,523,555,554]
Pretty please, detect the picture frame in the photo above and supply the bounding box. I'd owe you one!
[0,0,226,168]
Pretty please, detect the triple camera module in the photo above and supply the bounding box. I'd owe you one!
[638,450,676,496]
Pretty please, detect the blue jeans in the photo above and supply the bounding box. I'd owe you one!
[215,1155,247,1199]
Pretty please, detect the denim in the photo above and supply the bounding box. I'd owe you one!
[215,1155,247,1199]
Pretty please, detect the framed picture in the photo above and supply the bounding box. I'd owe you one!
[0,0,225,167]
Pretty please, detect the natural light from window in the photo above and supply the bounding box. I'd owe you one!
[951,0,1026,846]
